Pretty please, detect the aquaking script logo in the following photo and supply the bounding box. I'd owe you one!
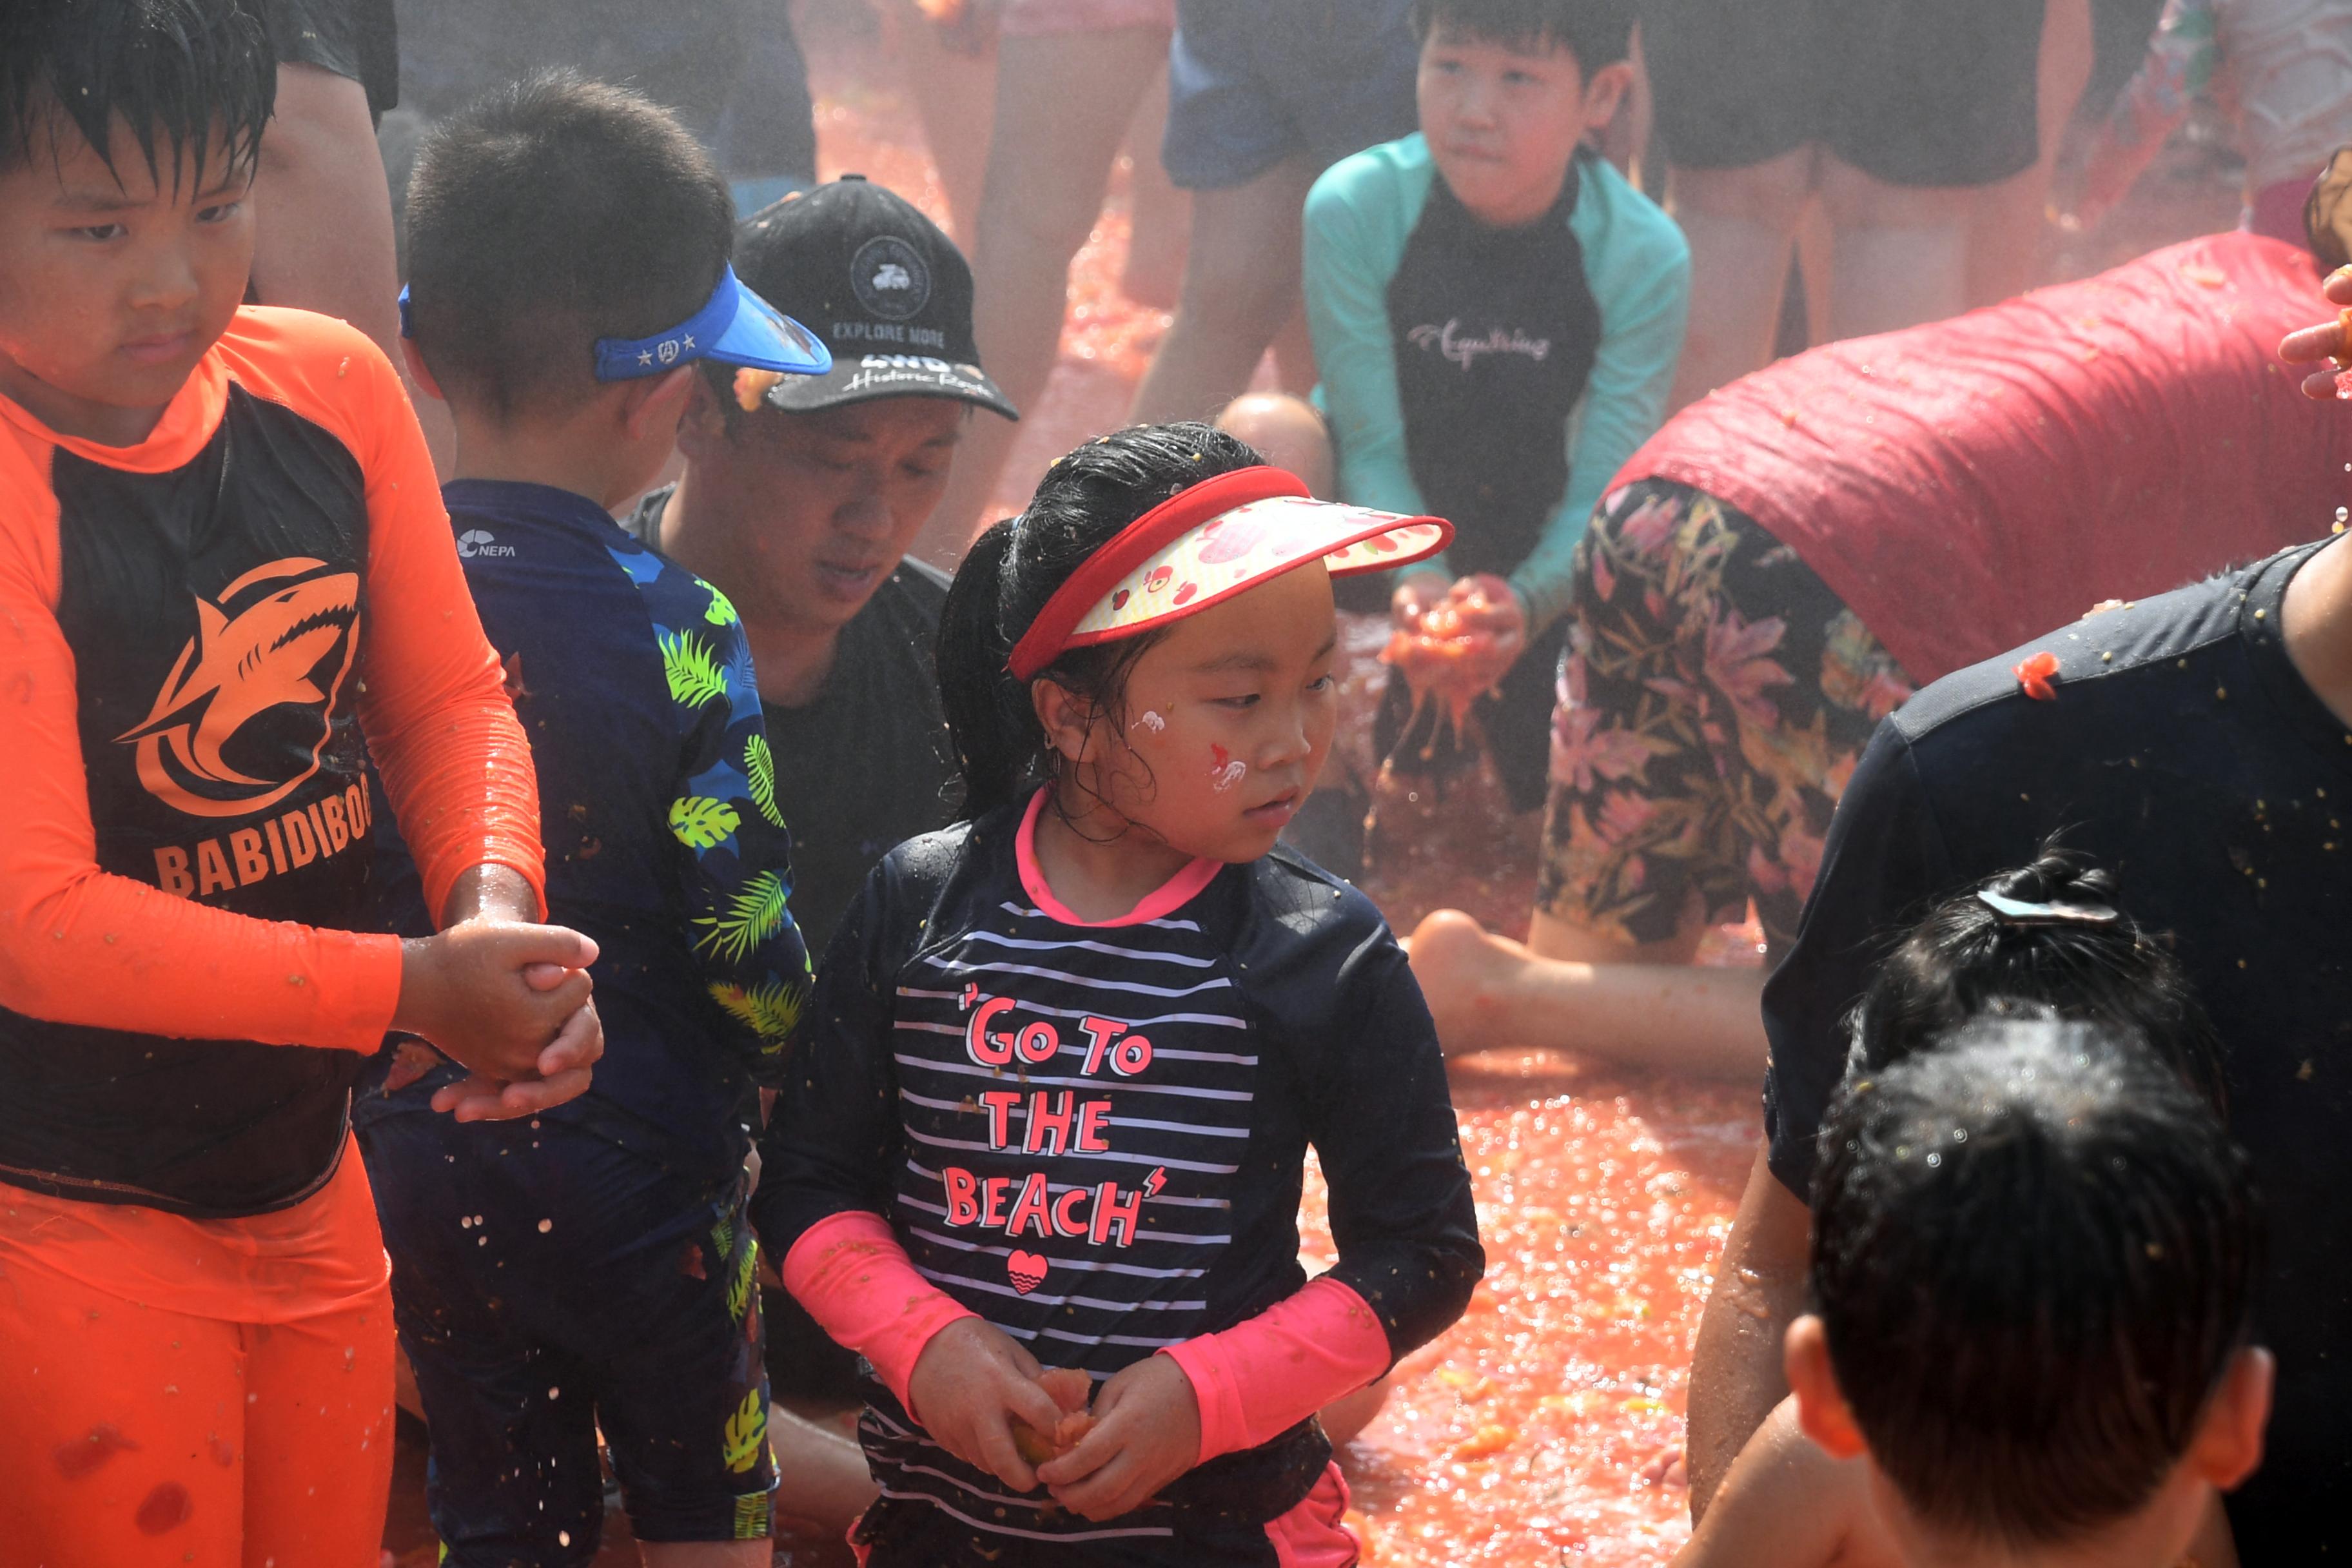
[1407,317,1552,371]
[115,558,360,819]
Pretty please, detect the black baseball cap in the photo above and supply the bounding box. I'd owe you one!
[733,175,1018,420]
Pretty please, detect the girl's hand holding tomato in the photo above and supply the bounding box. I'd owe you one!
[906,1317,1068,1492]
[1034,1353,1204,1521]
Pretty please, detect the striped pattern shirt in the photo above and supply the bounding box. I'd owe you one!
[757,805,1482,1561]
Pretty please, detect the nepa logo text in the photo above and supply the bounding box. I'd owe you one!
[457,530,517,560]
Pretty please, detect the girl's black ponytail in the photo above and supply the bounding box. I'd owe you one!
[934,421,1267,821]
[937,516,1033,819]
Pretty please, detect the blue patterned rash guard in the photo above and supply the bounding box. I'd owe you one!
[359,479,812,1173]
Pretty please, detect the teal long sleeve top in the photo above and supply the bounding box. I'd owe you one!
[1302,133,1690,636]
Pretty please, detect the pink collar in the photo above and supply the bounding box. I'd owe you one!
[1015,789,1222,928]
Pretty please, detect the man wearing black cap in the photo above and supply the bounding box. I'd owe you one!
[630,176,1018,961]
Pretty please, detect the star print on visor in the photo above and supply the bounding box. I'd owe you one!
[396,265,831,382]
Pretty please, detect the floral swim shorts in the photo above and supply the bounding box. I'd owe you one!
[1535,479,1915,953]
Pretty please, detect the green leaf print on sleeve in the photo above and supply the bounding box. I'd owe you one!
[705,583,740,627]
[670,796,743,851]
[695,870,792,963]
[709,979,804,1044]
[744,734,787,828]
[661,631,731,709]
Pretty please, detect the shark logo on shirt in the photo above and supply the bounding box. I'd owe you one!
[115,558,362,819]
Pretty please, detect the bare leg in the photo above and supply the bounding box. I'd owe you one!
[1216,392,1335,496]
[768,1400,879,1535]
[1966,0,2093,307]
[925,25,1176,555]
[1795,200,1832,349]
[883,0,998,246]
[1121,68,1191,309]
[1406,907,1766,1079]
[1128,153,1320,423]
[1269,302,1318,396]
[251,63,452,472]
[1661,149,1815,412]
[1817,157,1970,343]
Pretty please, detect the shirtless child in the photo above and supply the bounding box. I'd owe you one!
[1679,853,2260,1567]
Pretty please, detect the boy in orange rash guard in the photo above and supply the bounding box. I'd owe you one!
[0,3,607,1563]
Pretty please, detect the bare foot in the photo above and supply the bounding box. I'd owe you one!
[1406,909,1531,1056]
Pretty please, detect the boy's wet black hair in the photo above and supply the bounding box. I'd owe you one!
[1811,1020,2260,1549]
[1410,0,1636,69]
[0,0,274,188]
[1848,841,2228,1113]
[937,423,1266,820]
[402,71,736,424]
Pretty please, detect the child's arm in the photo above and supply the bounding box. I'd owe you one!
[0,335,580,1096]
[0,525,406,1045]
[669,591,814,1084]
[1510,188,1690,642]
[749,870,908,1250]
[343,335,545,929]
[1302,923,1485,1353]
[752,865,1064,1485]
[2072,0,2215,231]
[1302,154,1450,591]
[1038,917,1483,1518]
[1674,1397,1875,1568]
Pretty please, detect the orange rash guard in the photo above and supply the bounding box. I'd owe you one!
[0,306,543,1216]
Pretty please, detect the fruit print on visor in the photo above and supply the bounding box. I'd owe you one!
[1006,466,1451,681]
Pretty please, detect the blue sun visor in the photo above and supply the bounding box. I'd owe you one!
[590,265,831,381]
[395,266,832,382]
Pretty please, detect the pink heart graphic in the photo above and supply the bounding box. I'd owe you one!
[1008,1251,1049,1295]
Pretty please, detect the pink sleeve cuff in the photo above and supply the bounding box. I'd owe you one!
[781,1210,979,1418]
[1161,1276,1392,1465]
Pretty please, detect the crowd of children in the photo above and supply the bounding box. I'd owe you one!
[8,0,2352,1564]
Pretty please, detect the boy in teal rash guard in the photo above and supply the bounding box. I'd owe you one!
[1231,0,1687,821]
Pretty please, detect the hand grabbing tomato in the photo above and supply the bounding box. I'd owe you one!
[1383,573,1527,715]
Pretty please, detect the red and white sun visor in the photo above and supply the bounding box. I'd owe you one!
[1007,467,1451,681]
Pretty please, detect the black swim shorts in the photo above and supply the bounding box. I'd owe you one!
[256,0,400,119]
[1642,0,2046,188]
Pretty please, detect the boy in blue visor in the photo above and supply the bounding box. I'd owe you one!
[355,73,823,1566]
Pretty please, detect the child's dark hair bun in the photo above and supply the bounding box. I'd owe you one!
[1983,845,2117,910]
[1847,836,2228,1113]
[936,423,1266,819]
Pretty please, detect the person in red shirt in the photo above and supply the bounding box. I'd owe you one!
[1407,228,2352,1080]
[0,5,602,1562]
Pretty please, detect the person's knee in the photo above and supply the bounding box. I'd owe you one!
[1816,156,1977,230]
[977,150,1111,266]
[1215,393,1333,496]
[1667,150,1816,233]
[1175,177,1311,328]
